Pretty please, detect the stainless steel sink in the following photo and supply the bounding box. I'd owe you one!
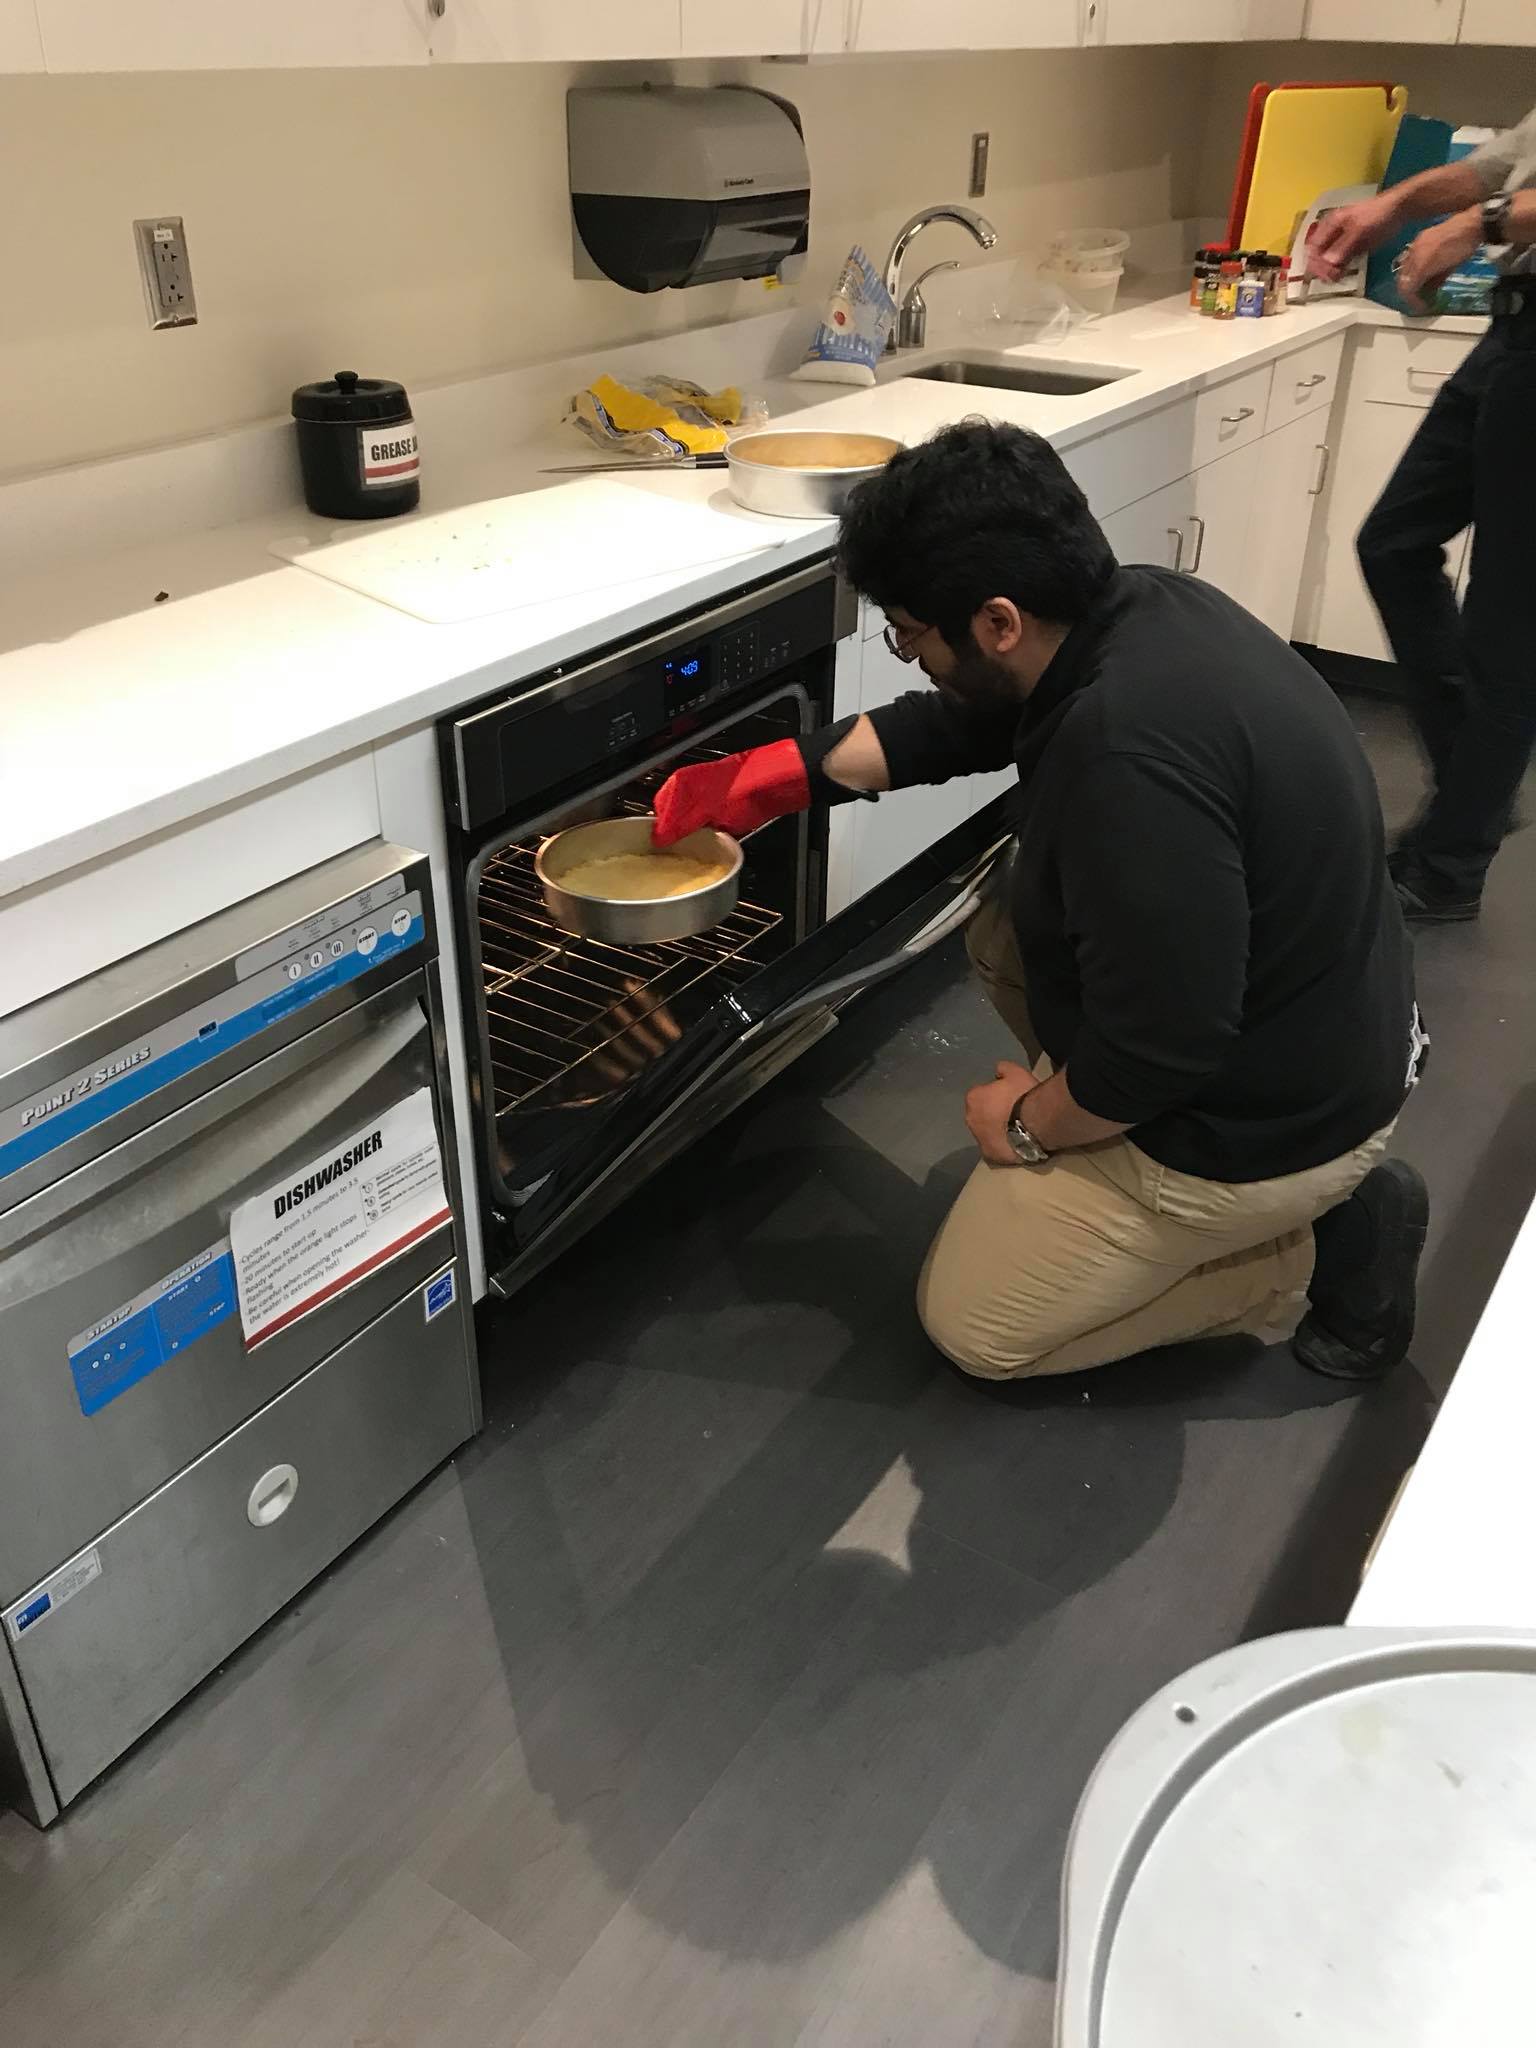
[901,355,1132,396]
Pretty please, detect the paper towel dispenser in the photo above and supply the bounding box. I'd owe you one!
[568,85,810,294]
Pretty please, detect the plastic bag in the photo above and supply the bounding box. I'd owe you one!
[950,261,1090,345]
[565,375,767,460]
[791,246,896,387]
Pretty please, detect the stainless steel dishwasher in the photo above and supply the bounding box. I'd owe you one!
[0,842,480,1826]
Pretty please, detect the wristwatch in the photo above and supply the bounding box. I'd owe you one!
[1482,191,1513,247]
[1006,1095,1051,1166]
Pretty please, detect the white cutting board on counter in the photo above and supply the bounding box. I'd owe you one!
[270,480,788,624]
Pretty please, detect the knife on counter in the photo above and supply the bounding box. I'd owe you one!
[538,454,730,475]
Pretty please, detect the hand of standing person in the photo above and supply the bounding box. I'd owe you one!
[964,1060,1038,1166]
[1307,192,1402,282]
[1394,212,1484,312]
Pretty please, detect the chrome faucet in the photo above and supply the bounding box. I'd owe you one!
[882,204,998,353]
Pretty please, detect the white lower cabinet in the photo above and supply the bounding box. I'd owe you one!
[1098,471,1195,579]
[1244,413,1330,641]
[1185,440,1264,607]
[1099,431,1314,629]
[1294,394,1467,663]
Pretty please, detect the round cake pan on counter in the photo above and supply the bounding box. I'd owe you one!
[535,816,742,944]
[724,429,902,520]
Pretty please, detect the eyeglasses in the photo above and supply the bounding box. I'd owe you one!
[882,619,936,664]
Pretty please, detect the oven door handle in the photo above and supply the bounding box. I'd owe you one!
[734,879,988,1036]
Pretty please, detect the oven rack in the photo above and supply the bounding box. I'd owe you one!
[477,839,782,1113]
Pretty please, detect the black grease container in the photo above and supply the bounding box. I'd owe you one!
[291,370,420,520]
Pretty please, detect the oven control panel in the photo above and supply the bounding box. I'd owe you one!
[663,612,799,720]
[452,569,844,831]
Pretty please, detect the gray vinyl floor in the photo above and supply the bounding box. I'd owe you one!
[3,696,1533,2047]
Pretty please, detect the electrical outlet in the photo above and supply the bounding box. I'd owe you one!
[133,216,197,330]
[969,132,990,200]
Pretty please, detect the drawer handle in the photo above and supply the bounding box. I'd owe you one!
[248,1463,299,1528]
[1186,513,1206,574]
[1219,406,1255,426]
[1296,373,1327,390]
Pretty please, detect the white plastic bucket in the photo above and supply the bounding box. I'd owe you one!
[1047,228,1131,274]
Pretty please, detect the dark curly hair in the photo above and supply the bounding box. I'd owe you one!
[837,417,1117,647]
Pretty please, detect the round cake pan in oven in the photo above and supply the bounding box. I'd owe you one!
[724,429,903,520]
[535,816,742,944]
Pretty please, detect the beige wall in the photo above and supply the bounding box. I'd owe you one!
[2,45,1212,478]
[1198,41,1536,217]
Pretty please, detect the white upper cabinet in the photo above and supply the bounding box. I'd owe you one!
[1,0,43,69]
[1304,0,1463,41]
[681,2,846,55]
[847,0,1081,50]
[1459,0,1536,43]
[33,0,431,69]
[1089,0,1303,41]
[429,0,680,62]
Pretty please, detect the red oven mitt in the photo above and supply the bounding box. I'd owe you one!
[652,740,811,848]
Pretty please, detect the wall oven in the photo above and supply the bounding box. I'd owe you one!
[441,558,1008,1298]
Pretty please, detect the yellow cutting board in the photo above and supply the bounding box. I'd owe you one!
[1241,85,1407,256]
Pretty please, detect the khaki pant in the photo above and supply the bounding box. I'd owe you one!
[917,887,1391,1380]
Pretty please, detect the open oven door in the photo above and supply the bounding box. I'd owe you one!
[490,796,1012,1297]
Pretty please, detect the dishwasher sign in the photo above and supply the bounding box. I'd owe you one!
[229,1088,450,1347]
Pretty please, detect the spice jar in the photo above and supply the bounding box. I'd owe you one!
[1213,258,1242,320]
[291,370,421,521]
[1190,245,1222,312]
[1199,243,1230,317]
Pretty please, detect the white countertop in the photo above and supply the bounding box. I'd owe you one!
[0,288,1476,899]
[1351,1195,1536,1632]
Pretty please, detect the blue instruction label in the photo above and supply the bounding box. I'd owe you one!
[4,1548,103,1644]
[67,1243,239,1418]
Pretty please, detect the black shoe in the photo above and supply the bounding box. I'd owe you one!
[1394,869,1480,925]
[1293,1159,1429,1380]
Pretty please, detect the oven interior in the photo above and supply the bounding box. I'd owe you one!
[473,691,815,1199]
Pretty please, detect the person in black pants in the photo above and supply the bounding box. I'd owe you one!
[1312,111,1536,923]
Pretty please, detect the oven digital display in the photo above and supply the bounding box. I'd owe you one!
[663,644,714,713]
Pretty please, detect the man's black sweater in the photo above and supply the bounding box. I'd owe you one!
[865,566,1419,1183]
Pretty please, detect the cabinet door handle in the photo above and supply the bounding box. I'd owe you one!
[1219,405,1256,427]
[1186,515,1206,574]
[1296,373,1327,390]
[1309,443,1331,496]
[1166,527,1185,573]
